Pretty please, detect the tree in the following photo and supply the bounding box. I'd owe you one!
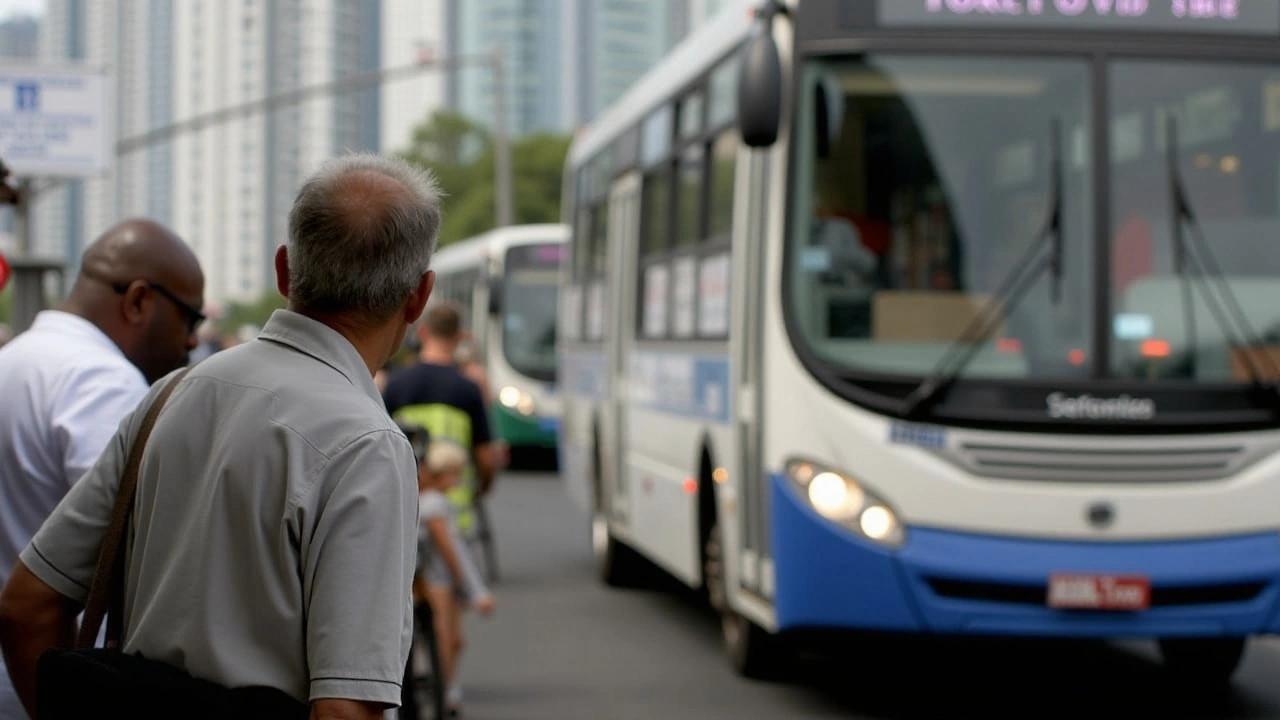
[217,290,286,335]
[399,111,572,248]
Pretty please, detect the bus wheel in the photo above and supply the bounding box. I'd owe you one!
[1158,637,1246,690]
[704,520,779,679]
[592,511,643,588]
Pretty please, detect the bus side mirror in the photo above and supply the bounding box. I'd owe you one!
[737,23,783,148]
[487,276,502,316]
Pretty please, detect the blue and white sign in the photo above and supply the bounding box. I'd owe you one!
[0,65,109,177]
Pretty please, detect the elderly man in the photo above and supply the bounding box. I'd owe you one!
[0,218,204,720]
[0,153,440,720]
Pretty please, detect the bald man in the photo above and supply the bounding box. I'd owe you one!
[0,218,203,720]
[0,155,437,720]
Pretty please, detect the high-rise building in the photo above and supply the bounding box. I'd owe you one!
[445,0,564,138]
[442,0,722,135]
[0,14,39,59]
[0,12,40,250]
[568,0,683,128]
[32,0,155,276]
[33,0,381,306]
[380,0,446,155]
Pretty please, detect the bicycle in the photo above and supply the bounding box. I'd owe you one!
[400,600,446,720]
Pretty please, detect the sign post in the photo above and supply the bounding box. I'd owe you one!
[0,64,109,333]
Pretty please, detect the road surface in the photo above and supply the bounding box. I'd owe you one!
[454,472,1280,720]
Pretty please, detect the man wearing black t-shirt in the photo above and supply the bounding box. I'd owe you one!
[384,303,497,505]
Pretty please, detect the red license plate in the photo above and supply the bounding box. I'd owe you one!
[1047,574,1151,611]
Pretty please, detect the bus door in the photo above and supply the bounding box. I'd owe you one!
[604,173,642,526]
[736,150,772,603]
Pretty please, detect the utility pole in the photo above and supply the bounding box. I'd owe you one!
[490,47,514,229]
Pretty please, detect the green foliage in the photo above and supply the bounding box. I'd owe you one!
[0,287,10,326]
[398,111,572,249]
[217,290,286,335]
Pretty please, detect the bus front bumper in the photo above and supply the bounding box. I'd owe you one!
[770,474,1280,638]
[493,403,559,449]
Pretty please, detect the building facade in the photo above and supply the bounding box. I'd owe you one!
[32,0,380,307]
[380,0,446,155]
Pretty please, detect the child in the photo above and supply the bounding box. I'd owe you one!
[416,438,495,717]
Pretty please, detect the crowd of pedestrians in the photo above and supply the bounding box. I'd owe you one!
[0,152,497,719]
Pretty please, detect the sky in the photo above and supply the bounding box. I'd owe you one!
[0,0,42,22]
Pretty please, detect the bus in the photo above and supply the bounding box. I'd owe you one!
[558,0,1280,684]
[430,224,569,461]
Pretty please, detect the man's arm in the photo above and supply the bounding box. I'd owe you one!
[0,562,79,718]
[463,382,497,495]
[301,430,417,712]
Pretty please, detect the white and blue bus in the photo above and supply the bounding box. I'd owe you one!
[558,0,1280,683]
[429,224,569,457]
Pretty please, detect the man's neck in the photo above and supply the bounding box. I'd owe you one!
[419,342,455,366]
[303,310,392,377]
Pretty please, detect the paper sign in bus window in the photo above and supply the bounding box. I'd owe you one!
[1114,312,1155,340]
[673,256,697,338]
[699,253,731,337]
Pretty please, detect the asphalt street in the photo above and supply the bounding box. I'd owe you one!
[453,471,1280,720]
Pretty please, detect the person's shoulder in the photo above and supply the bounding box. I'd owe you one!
[419,489,451,517]
[384,361,432,390]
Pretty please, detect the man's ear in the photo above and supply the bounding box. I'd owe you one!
[120,280,151,326]
[274,245,290,299]
[405,270,434,325]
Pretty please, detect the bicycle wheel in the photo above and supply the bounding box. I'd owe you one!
[402,601,446,719]
[473,498,500,584]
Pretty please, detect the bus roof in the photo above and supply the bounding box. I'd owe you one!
[567,0,755,169]
[430,223,569,274]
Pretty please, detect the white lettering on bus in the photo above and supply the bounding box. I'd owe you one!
[1173,0,1239,20]
[1046,392,1157,421]
[923,0,1169,18]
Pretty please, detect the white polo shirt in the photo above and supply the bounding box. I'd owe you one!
[0,310,148,719]
[22,310,417,710]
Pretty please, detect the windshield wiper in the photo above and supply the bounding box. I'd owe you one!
[1164,117,1280,395]
[901,119,1064,419]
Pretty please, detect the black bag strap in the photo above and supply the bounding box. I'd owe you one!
[76,368,192,650]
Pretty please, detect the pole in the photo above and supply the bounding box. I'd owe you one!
[490,47,514,229]
[14,178,30,256]
[8,177,62,335]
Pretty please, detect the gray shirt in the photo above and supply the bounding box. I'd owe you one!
[21,309,417,708]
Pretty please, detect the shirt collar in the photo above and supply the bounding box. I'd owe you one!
[30,310,128,358]
[257,309,381,403]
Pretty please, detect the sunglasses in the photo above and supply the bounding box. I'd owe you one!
[83,268,206,333]
[117,280,207,333]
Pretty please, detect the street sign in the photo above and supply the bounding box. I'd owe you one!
[0,64,109,177]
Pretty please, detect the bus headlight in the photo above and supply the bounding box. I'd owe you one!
[499,385,536,416]
[787,460,905,549]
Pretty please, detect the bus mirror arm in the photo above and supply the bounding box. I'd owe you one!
[738,1,788,148]
[487,277,503,316]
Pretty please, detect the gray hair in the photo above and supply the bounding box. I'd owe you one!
[287,153,442,322]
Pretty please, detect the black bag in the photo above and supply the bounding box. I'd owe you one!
[34,369,307,720]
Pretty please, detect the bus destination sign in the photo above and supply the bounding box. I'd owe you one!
[880,0,1280,35]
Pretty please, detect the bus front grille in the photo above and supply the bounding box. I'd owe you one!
[939,440,1256,483]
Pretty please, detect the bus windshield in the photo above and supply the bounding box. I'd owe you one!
[790,55,1095,384]
[789,53,1280,392]
[502,242,563,382]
